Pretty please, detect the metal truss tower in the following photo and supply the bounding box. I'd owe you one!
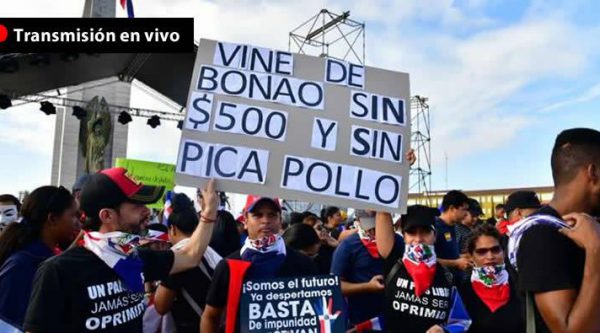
[410,96,432,204]
[289,9,365,64]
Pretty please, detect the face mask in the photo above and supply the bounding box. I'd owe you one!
[471,264,510,312]
[0,205,18,225]
[471,264,508,287]
[402,243,437,297]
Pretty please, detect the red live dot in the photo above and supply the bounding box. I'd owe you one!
[0,25,8,42]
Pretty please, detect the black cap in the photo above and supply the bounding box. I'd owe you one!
[400,205,440,233]
[505,191,541,214]
[467,198,483,216]
[80,167,165,220]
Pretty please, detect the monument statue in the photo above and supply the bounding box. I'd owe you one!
[79,96,112,173]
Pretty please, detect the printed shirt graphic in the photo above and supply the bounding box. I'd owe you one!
[384,240,470,332]
[23,246,173,332]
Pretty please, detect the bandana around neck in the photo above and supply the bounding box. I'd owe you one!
[506,214,569,271]
[240,234,286,279]
[83,231,145,293]
[241,234,284,254]
[358,227,379,258]
[471,264,510,312]
[402,244,437,297]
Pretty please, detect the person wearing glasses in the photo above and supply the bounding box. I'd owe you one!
[459,224,524,333]
[0,186,77,331]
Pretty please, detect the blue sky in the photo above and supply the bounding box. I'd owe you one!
[1,0,600,198]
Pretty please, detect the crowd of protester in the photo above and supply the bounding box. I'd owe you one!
[1,127,600,333]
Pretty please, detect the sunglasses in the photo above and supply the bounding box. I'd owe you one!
[474,245,502,256]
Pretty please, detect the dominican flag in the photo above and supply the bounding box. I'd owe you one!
[315,297,341,333]
[354,317,383,332]
[146,229,170,242]
[163,191,173,224]
[120,0,135,18]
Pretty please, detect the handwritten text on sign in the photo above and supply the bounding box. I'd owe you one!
[176,39,411,212]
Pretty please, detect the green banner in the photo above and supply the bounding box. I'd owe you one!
[114,158,175,209]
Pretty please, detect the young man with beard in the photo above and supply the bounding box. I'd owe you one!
[376,205,471,333]
[508,128,600,333]
[201,195,318,333]
[23,167,218,333]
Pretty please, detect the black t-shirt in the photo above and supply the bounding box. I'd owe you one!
[459,279,524,333]
[314,244,335,275]
[161,266,211,333]
[383,240,454,333]
[205,247,318,332]
[516,205,585,333]
[23,246,174,333]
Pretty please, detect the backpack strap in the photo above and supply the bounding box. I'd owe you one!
[181,288,203,316]
[526,292,536,333]
[225,259,252,333]
[385,259,404,287]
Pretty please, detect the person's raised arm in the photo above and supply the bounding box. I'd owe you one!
[170,179,218,274]
[534,213,600,333]
[376,212,396,259]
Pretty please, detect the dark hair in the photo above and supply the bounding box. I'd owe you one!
[289,212,304,225]
[551,128,600,186]
[0,194,21,212]
[495,204,505,210]
[301,211,319,224]
[167,193,198,234]
[441,190,469,212]
[283,224,320,252]
[0,186,74,266]
[147,223,168,233]
[210,210,241,257]
[320,206,340,224]
[466,224,502,254]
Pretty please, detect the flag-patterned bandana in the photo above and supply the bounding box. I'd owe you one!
[471,264,510,312]
[402,244,437,297]
[83,231,145,292]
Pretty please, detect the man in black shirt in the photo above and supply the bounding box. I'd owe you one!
[154,193,222,333]
[201,195,317,333]
[23,168,218,333]
[376,205,471,333]
[513,128,600,333]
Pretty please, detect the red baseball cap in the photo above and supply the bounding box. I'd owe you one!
[80,167,165,218]
[244,195,281,214]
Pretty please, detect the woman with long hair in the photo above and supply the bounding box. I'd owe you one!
[0,186,77,329]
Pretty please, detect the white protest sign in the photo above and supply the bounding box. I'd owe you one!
[176,39,411,213]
